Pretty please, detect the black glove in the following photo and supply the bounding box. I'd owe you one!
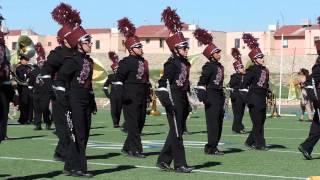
[155,90,172,107]
[103,88,110,98]
[195,88,207,102]
[90,93,98,114]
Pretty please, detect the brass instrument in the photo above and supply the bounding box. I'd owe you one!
[148,70,164,116]
[17,35,36,60]
[149,85,161,116]
[268,91,280,118]
[10,35,36,86]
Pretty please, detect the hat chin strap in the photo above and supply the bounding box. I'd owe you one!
[173,47,187,59]
[129,48,142,57]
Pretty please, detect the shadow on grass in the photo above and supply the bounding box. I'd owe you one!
[0,174,10,178]
[188,131,207,135]
[194,161,222,169]
[144,124,165,127]
[90,165,136,176]
[7,170,61,180]
[91,126,106,130]
[141,132,164,136]
[87,153,121,160]
[7,135,47,141]
[223,148,245,154]
[143,151,160,157]
[90,133,104,137]
[267,144,287,149]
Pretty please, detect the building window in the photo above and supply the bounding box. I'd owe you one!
[95,40,100,49]
[234,38,240,48]
[48,42,52,47]
[12,42,17,50]
[146,39,150,44]
[160,39,163,48]
[122,40,125,47]
[282,38,288,48]
[198,40,203,47]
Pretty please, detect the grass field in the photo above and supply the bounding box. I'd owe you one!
[0,107,319,180]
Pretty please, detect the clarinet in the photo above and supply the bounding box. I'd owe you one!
[166,79,180,138]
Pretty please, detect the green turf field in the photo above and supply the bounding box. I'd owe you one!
[0,107,319,180]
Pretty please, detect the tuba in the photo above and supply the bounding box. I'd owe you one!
[10,35,36,86]
[17,35,36,60]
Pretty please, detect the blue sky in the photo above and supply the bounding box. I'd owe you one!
[0,0,319,35]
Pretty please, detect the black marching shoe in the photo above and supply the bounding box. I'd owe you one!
[132,151,145,158]
[46,123,52,130]
[113,124,120,128]
[62,169,72,176]
[212,149,224,155]
[204,145,224,155]
[174,166,194,173]
[34,125,42,130]
[244,142,255,149]
[156,162,172,171]
[71,170,93,178]
[298,145,312,160]
[254,146,269,151]
[121,149,130,156]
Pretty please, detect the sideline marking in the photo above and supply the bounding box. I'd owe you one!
[0,156,306,180]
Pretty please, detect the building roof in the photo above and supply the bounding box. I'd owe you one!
[86,28,111,34]
[274,25,319,37]
[136,24,189,38]
[8,29,38,36]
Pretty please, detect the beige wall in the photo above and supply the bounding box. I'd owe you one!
[305,29,320,55]
[226,31,274,57]
[273,37,305,56]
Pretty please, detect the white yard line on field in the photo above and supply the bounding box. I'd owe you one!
[23,137,320,155]
[0,156,307,180]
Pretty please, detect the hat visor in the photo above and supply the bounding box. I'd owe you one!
[255,53,264,59]
[175,41,189,49]
[212,48,221,54]
[131,42,143,49]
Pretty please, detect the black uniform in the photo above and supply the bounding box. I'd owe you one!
[103,73,123,128]
[229,73,247,133]
[58,51,95,172]
[156,55,190,167]
[15,63,33,124]
[197,59,225,154]
[114,55,150,156]
[244,64,269,149]
[299,63,320,158]
[28,65,52,129]
[41,45,74,160]
[0,59,14,141]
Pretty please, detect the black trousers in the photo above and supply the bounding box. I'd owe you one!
[18,86,33,124]
[64,90,92,172]
[204,89,225,149]
[33,93,51,126]
[157,91,188,167]
[301,110,320,154]
[0,90,10,140]
[231,92,246,132]
[245,91,267,148]
[110,91,123,126]
[122,84,147,153]
[52,91,70,158]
